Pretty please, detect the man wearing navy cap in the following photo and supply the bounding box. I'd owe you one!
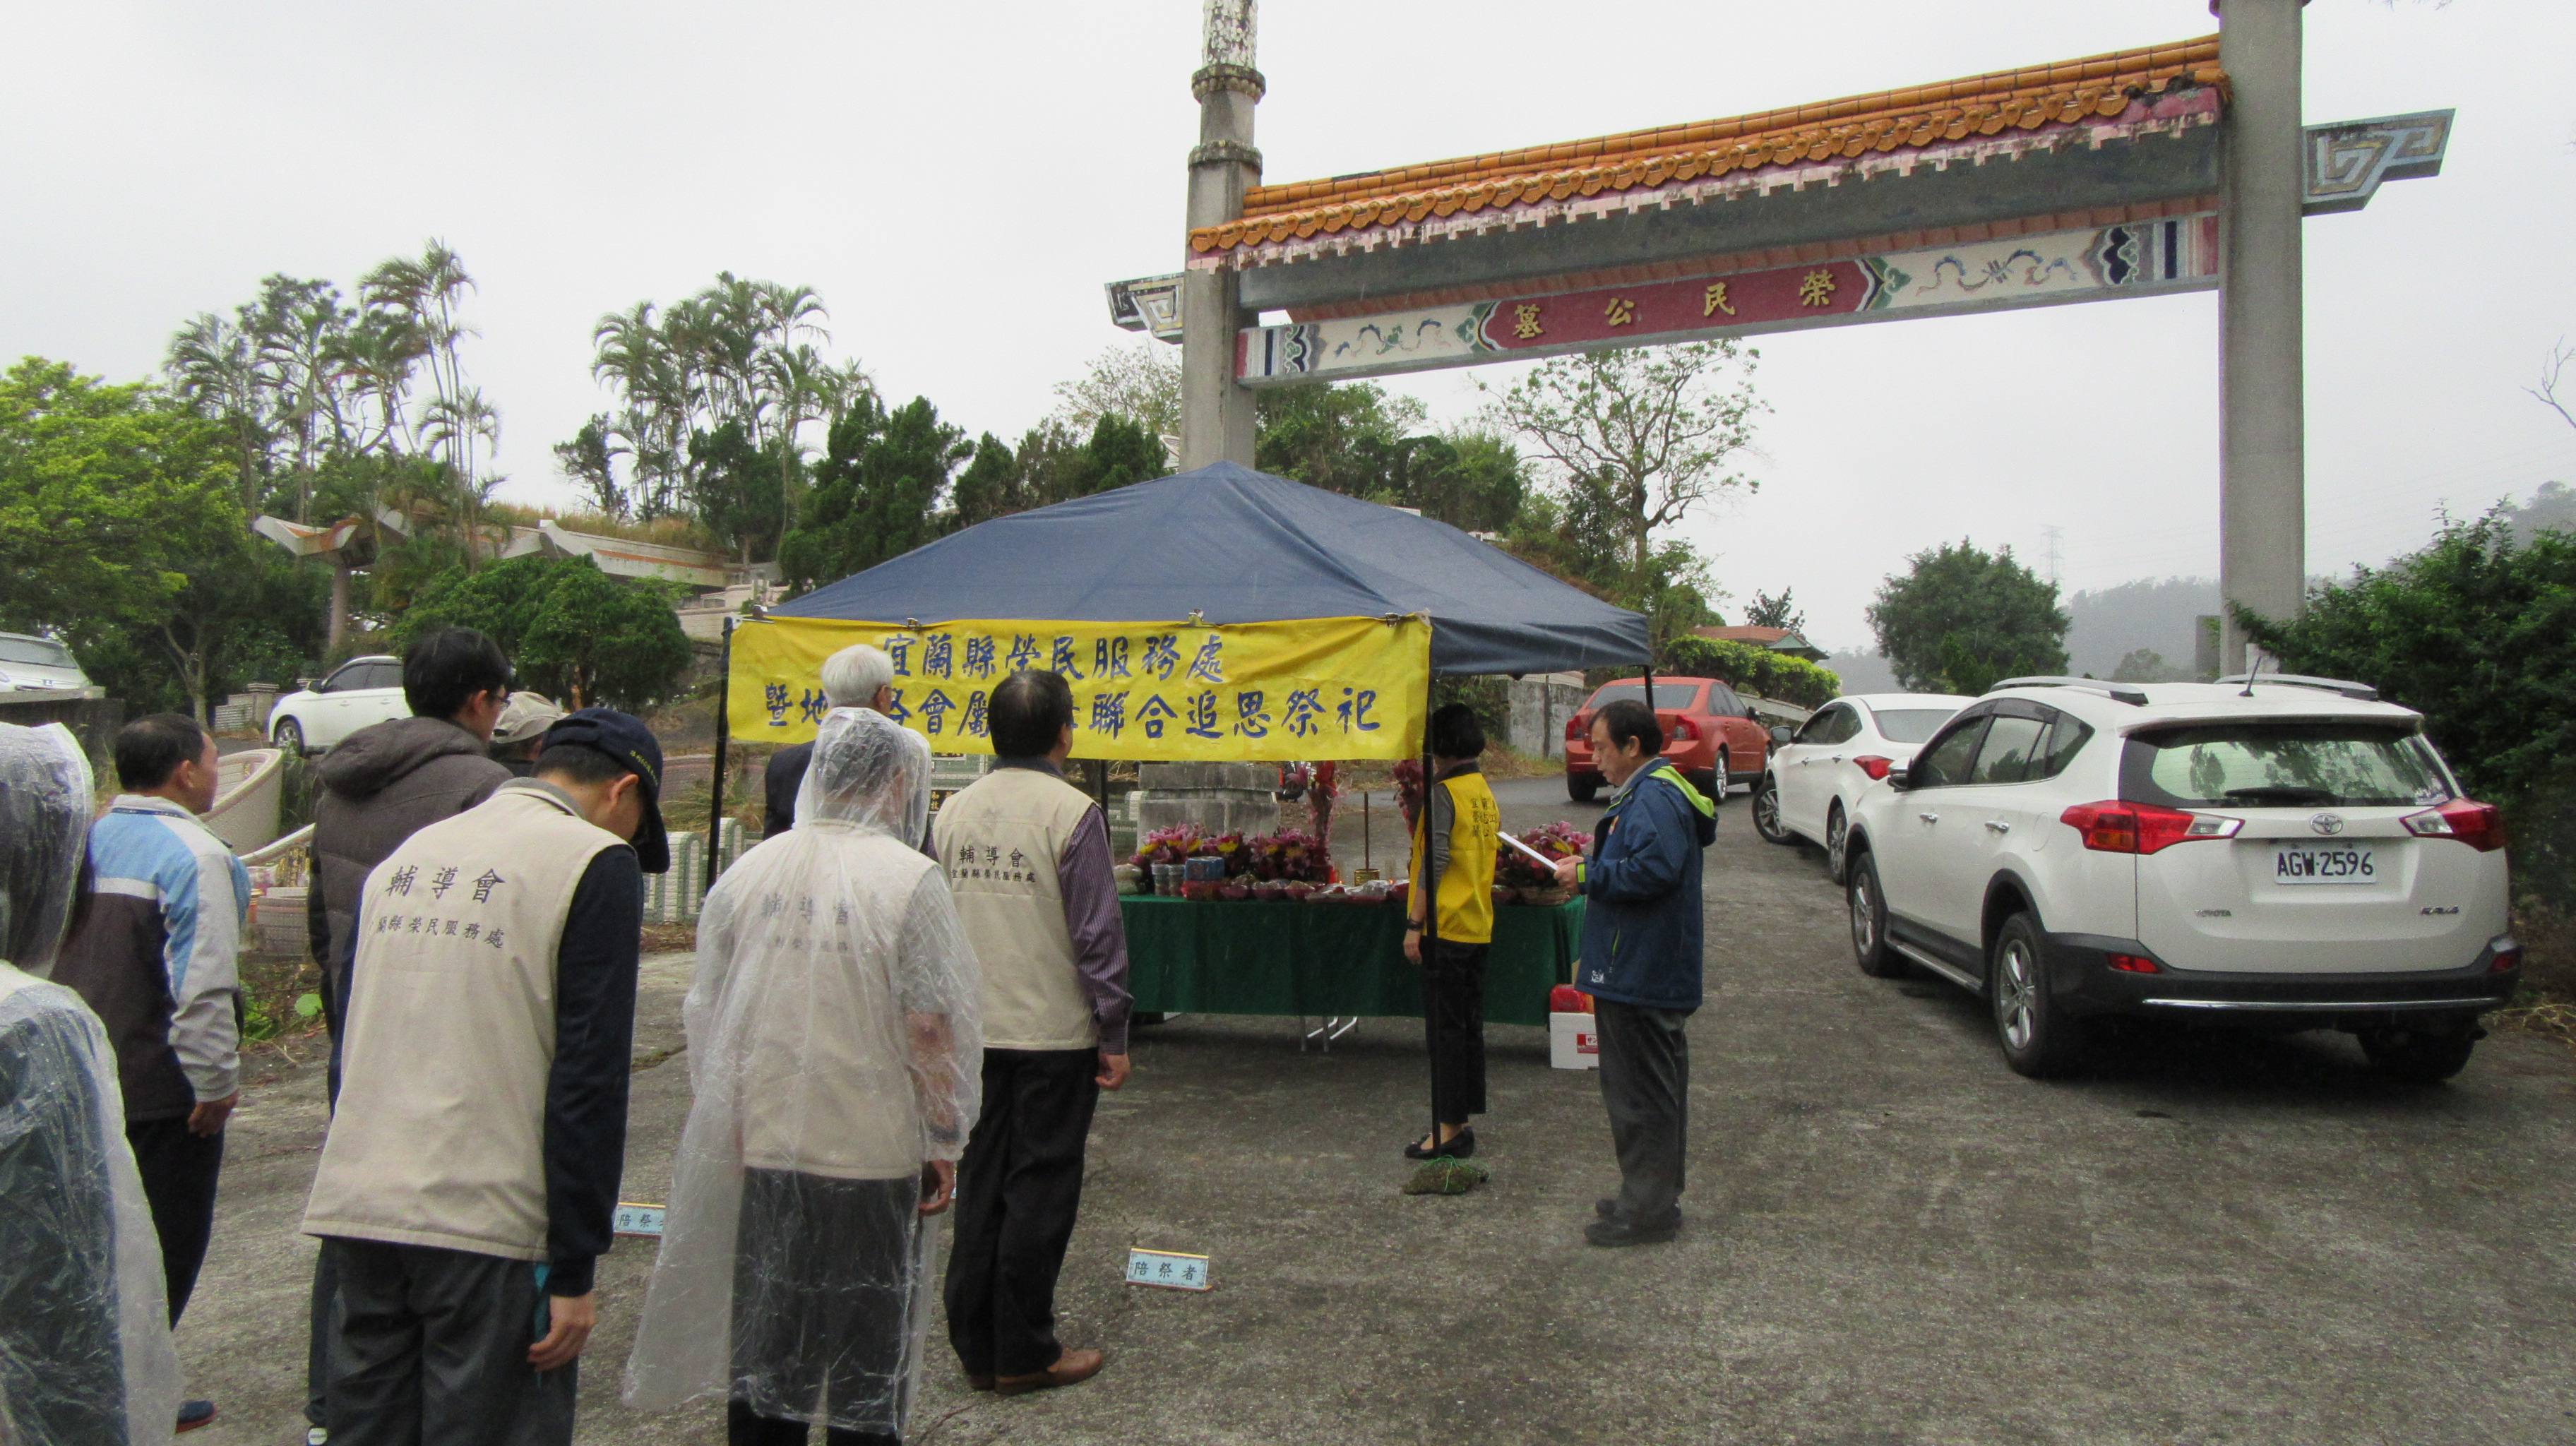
[303,708,667,1446]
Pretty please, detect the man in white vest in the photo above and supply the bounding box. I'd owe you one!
[302,708,669,1446]
[938,669,1131,1397]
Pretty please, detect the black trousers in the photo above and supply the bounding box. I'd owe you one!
[321,1238,578,1446]
[730,1169,917,1435]
[1595,1000,1693,1224]
[943,1048,1100,1379]
[125,1115,225,1325]
[727,1397,898,1446]
[1421,940,1489,1127]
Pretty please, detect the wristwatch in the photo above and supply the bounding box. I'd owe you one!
[1404,922,1424,932]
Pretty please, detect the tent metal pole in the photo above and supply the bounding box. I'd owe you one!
[705,616,734,900]
[1421,718,1441,1156]
[1643,667,1656,716]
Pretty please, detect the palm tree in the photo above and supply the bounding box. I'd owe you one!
[166,312,272,510]
[419,386,502,560]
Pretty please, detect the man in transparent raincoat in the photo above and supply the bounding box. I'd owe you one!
[0,721,182,1445]
[627,708,982,1446]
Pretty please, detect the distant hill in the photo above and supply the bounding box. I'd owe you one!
[2064,577,2219,678]
[2505,482,2576,543]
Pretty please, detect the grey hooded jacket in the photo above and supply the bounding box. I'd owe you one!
[306,717,510,1022]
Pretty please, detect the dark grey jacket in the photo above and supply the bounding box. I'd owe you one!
[307,717,510,1022]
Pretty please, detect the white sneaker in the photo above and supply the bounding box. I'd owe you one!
[307,1429,329,1445]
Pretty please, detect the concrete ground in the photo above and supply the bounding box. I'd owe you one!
[177,775,2576,1445]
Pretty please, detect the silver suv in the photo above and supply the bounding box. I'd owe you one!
[1842,675,2517,1082]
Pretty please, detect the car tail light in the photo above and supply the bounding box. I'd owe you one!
[2488,935,2523,973]
[1852,755,1894,781]
[2106,953,2161,974]
[2059,801,2243,854]
[2402,799,2508,852]
[1667,716,1699,742]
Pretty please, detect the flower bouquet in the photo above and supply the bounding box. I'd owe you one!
[1132,825,1203,872]
[1500,821,1591,904]
[1195,830,1253,879]
[1246,827,1332,885]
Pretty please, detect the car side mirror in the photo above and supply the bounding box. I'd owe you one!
[1767,725,1793,746]
[1885,766,1912,791]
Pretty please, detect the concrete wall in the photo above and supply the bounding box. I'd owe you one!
[1133,760,1280,837]
[0,694,123,775]
[1505,675,1589,758]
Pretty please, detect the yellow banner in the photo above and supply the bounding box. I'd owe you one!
[727,614,1431,760]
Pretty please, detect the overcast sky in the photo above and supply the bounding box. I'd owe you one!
[5,0,2570,651]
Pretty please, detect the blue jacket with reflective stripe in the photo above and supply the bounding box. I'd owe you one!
[1575,760,1713,1011]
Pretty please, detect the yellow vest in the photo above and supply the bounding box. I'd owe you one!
[1410,767,1499,945]
[938,767,1097,1051]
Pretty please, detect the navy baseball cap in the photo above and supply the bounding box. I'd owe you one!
[539,708,670,873]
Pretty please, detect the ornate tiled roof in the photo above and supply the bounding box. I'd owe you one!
[1191,37,2224,264]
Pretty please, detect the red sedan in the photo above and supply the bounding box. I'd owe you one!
[1563,675,1768,803]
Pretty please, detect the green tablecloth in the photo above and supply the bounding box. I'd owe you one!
[1119,896,1584,1027]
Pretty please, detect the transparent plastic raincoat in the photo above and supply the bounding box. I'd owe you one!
[626,710,981,1438]
[0,722,181,1446]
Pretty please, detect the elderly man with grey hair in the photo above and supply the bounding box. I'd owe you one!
[763,643,897,841]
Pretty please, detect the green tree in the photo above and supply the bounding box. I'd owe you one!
[0,359,278,717]
[1393,431,1525,534]
[1745,588,1805,632]
[2239,512,2576,805]
[1867,540,2069,693]
[1052,342,1181,443]
[1254,381,1424,496]
[590,273,869,544]
[778,395,970,592]
[398,553,691,710]
[1487,339,1765,575]
[687,421,788,562]
[554,416,626,518]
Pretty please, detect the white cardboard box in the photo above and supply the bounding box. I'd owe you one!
[1549,1011,1599,1070]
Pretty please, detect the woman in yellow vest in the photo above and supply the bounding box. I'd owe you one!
[1404,703,1501,1159]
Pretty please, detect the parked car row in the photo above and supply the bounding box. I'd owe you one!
[1745,675,2514,1084]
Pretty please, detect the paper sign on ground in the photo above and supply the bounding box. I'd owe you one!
[614,1203,667,1238]
[1125,1248,1212,1291]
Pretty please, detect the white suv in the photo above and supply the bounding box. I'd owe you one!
[268,655,410,755]
[1753,692,1972,880]
[1842,675,2517,1082]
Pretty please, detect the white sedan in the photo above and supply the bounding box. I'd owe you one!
[268,655,409,755]
[1753,692,1971,880]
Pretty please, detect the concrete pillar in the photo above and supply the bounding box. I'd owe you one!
[1179,6,1263,470]
[2217,0,2308,672]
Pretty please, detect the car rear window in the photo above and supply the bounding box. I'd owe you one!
[2121,723,2455,808]
[1870,707,1952,745]
[0,637,76,667]
[1587,683,1705,711]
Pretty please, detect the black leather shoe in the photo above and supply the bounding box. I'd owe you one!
[1585,1211,1680,1247]
[1403,1126,1475,1160]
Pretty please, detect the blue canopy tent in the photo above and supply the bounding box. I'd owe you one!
[725,462,1651,1129]
[775,460,1650,677]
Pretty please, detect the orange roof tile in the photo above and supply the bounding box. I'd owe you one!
[1193,37,2223,258]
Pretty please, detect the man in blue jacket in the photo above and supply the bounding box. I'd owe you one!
[1556,698,1715,1247]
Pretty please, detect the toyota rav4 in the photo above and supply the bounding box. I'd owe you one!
[1842,674,2517,1082]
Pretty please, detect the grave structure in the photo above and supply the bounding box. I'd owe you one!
[1109,1,2452,671]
